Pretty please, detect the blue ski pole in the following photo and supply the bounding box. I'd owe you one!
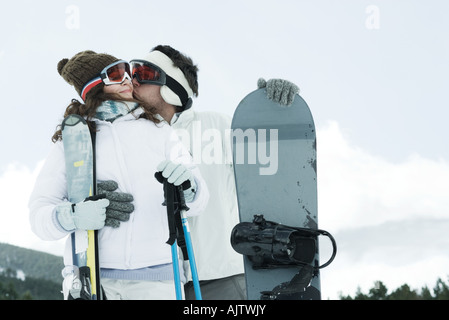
[180,209,202,300]
[155,171,202,300]
[176,185,202,300]
[171,241,183,300]
[155,172,183,300]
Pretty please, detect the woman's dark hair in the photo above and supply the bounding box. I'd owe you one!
[52,82,160,142]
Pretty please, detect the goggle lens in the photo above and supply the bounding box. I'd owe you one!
[105,62,131,83]
[130,60,165,85]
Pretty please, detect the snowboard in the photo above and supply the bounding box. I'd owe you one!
[61,114,101,300]
[231,88,322,300]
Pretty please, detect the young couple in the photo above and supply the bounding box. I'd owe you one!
[29,45,299,300]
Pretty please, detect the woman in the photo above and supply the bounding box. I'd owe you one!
[28,50,209,299]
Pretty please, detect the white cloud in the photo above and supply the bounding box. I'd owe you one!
[317,121,449,232]
[0,161,65,256]
[320,218,449,299]
[317,121,449,299]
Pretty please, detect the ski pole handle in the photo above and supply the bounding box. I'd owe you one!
[154,171,192,190]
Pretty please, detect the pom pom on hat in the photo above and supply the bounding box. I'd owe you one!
[57,58,69,76]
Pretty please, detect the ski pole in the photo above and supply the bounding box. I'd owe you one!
[176,186,202,300]
[171,240,183,300]
[163,177,184,300]
[155,172,202,300]
[155,172,188,300]
[181,212,202,299]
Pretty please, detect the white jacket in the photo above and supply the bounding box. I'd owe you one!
[172,109,244,281]
[29,107,209,269]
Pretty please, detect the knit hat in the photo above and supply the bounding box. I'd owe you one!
[139,50,193,109]
[57,50,119,99]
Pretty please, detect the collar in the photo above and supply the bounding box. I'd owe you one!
[170,112,182,125]
[153,111,184,125]
[172,108,194,126]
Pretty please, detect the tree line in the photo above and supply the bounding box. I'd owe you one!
[2,265,448,300]
[0,268,61,300]
[340,277,449,300]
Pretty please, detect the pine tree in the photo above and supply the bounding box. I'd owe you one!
[0,281,18,300]
[433,278,449,300]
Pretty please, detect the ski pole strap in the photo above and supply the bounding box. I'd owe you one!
[172,185,189,259]
[174,209,188,260]
[164,180,177,246]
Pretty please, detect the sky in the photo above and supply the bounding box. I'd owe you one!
[0,0,448,299]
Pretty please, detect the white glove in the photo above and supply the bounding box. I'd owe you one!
[157,160,197,202]
[56,196,109,231]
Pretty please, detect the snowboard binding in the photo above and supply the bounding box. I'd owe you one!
[231,214,336,269]
[231,215,337,300]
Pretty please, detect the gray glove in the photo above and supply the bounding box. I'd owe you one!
[97,180,134,228]
[257,78,299,106]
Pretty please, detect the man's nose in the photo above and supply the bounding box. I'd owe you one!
[132,77,140,87]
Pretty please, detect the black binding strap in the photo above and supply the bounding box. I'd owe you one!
[260,264,321,300]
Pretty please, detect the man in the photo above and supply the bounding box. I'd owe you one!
[131,45,299,299]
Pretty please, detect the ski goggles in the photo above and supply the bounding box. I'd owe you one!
[81,60,132,101]
[130,60,166,86]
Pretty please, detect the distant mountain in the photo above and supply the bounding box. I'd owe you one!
[0,243,64,300]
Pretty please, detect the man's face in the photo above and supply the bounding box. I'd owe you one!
[132,77,165,112]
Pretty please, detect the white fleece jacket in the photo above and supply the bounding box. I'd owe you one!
[29,107,209,269]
